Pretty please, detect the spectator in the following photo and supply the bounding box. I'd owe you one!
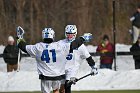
[130,35,140,69]
[96,35,114,69]
[130,4,140,43]
[3,36,20,72]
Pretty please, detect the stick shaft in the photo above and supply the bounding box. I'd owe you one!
[17,49,20,71]
[76,72,94,82]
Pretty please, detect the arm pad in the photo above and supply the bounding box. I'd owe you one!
[86,56,95,67]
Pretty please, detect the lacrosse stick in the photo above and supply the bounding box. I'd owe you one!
[66,72,95,87]
[76,72,94,82]
[16,26,25,71]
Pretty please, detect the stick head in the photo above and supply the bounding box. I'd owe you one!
[16,26,25,39]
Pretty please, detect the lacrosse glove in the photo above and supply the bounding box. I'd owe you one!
[17,38,25,45]
[67,77,78,85]
[91,65,98,75]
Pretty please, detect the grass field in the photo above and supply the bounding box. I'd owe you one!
[1,90,140,93]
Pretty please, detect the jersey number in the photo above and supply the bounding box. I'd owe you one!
[41,49,56,63]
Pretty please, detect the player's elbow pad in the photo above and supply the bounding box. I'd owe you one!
[86,56,95,67]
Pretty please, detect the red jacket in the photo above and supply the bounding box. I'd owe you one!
[96,42,114,64]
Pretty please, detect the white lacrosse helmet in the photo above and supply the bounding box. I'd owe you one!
[42,28,55,41]
[65,25,77,42]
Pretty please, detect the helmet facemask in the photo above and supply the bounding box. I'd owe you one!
[65,25,77,42]
[65,32,77,42]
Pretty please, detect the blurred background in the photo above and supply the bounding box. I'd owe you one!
[0,0,139,45]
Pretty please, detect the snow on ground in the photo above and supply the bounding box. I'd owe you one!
[0,44,140,92]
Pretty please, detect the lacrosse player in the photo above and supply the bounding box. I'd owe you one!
[59,25,98,93]
[16,26,92,93]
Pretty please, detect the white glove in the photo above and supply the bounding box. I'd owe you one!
[68,77,78,85]
[81,33,93,42]
[130,16,135,21]
[16,26,25,39]
[91,65,98,75]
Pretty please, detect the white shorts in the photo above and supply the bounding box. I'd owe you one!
[41,80,61,93]
[61,79,66,84]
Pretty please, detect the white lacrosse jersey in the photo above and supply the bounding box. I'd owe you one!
[26,41,70,77]
[59,39,75,69]
[60,39,91,80]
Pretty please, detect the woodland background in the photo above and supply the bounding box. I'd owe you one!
[0,0,139,45]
